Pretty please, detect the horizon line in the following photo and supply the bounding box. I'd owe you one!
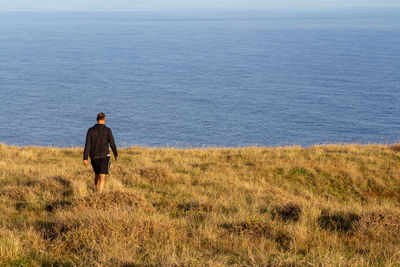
[0,6,399,12]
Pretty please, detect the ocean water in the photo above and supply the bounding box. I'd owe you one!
[0,9,399,147]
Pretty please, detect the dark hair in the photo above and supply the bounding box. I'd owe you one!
[97,112,106,122]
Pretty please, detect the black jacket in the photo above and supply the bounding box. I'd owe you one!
[83,124,118,160]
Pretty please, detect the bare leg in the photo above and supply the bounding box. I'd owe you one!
[94,174,101,192]
[98,174,106,193]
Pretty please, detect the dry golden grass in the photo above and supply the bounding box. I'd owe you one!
[0,143,399,266]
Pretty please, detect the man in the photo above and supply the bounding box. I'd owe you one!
[83,112,118,193]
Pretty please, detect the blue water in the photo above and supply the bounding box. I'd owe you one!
[0,9,399,147]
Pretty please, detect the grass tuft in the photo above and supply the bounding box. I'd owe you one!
[220,220,273,237]
[389,143,400,152]
[136,167,174,182]
[271,202,302,222]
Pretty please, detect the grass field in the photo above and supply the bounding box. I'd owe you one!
[0,143,399,266]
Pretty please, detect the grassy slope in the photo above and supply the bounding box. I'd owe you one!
[0,143,399,266]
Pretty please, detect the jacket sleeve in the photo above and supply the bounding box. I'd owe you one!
[108,128,118,159]
[83,129,91,160]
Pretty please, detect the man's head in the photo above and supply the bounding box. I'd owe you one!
[97,112,106,124]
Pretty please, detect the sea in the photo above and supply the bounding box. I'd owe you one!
[0,9,399,147]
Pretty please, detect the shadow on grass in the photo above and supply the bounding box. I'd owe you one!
[220,221,292,250]
[317,209,360,233]
[45,200,73,212]
[35,220,72,240]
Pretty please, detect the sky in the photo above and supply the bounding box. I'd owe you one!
[0,0,399,10]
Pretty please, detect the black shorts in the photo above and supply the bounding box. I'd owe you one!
[91,157,110,175]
